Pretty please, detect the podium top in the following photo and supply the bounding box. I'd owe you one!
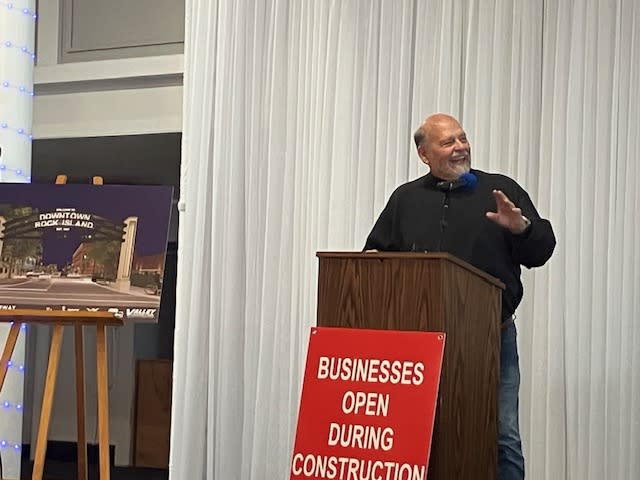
[316,251,505,290]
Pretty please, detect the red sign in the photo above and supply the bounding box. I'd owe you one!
[290,327,445,480]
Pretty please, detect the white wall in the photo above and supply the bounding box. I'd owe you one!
[33,0,183,139]
[23,0,183,466]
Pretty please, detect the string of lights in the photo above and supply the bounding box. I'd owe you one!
[2,40,36,60]
[0,163,32,182]
[0,0,36,185]
[1,80,35,95]
[0,122,34,138]
[0,1,37,18]
[0,324,27,479]
[1,2,35,474]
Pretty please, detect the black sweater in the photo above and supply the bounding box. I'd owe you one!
[364,169,556,320]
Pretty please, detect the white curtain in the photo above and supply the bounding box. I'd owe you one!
[170,1,640,479]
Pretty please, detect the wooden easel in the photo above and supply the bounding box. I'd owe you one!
[0,175,122,480]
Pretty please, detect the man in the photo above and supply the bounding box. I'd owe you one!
[364,113,556,480]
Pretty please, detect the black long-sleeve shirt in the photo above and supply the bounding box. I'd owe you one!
[364,169,556,320]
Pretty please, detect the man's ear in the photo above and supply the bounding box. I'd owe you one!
[417,146,429,166]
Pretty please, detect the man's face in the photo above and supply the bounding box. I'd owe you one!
[418,116,471,180]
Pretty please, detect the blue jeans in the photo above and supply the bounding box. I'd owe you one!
[498,323,525,479]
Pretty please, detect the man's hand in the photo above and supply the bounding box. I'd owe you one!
[486,190,530,234]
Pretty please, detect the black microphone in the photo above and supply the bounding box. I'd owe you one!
[436,172,478,192]
[435,172,477,251]
[436,194,450,252]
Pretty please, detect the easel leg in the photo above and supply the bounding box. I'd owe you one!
[96,323,111,480]
[0,323,21,392]
[32,324,64,480]
[75,324,88,480]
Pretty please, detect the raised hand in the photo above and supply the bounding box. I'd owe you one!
[486,190,530,234]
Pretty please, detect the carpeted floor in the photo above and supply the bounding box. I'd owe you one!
[19,459,168,480]
[0,442,168,480]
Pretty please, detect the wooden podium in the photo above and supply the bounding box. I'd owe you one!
[316,252,505,479]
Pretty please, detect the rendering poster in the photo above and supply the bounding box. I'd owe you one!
[0,183,173,322]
